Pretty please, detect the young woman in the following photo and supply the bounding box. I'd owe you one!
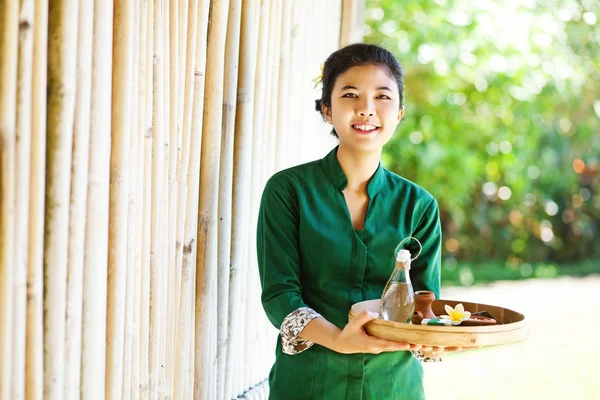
[257,43,459,399]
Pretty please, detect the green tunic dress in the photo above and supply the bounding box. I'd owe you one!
[257,146,442,400]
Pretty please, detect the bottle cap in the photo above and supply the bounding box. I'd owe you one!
[396,249,411,262]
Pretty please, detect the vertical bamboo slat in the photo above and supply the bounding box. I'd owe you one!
[131,1,148,397]
[225,0,257,396]
[175,0,209,397]
[247,0,271,387]
[122,1,141,399]
[81,0,113,397]
[105,0,134,397]
[274,0,291,171]
[25,1,48,398]
[43,1,80,397]
[0,0,20,397]
[194,0,230,398]
[12,1,35,399]
[139,0,154,396]
[165,1,179,395]
[64,0,94,398]
[218,0,243,397]
[149,0,165,396]
[160,1,170,396]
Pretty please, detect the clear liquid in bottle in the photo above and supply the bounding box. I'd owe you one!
[380,249,415,323]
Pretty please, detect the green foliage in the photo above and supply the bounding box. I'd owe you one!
[366,0,600,265]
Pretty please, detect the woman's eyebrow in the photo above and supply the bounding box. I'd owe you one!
[340,85,393,91]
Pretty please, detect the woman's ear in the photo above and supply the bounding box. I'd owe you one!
[397,107,405,122]
[321,103,333,124]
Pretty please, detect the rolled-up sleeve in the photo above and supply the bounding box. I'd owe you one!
[409,198,442,298]
[257,174,310,329]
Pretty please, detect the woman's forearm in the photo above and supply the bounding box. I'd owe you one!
[298,317,342,352]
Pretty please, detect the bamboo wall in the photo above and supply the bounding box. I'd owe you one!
[0,0,361,399]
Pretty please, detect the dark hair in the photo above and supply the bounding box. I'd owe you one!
[314,43,404,137]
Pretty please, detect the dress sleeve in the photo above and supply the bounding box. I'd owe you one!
[409,198,442,299]
[257,174,312,329]
[280,307,323,355]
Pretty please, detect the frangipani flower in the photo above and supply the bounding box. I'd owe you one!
[441,303,471,325]
[312,63,325,89]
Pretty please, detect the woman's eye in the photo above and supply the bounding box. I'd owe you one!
[342,93,357,98]
[378,94,390,99]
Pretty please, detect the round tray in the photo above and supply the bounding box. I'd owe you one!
[349,299,527,347]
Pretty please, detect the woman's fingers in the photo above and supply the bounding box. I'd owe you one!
[351,311,379,329]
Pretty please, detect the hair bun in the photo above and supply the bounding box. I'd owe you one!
[314,99,322,112]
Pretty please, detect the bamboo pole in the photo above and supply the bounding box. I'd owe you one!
[217,0,243,397]
[81,0,113,397]
[194,0,230,398]
[63,0,93,398]
[174,0,194,310]
[131,1,148,398]
[12,1,34,399]
[225,0,257,396]
[176,0,209,399]
[274,0,291,171]
[266,0,281,177]
[25,1,48,399]
[43,1,80,397]
[149,0,165,395]
[159,2,170,396]
[247,0,271,389]
[105,0,134,397]
[0,0,19,397]
[165,0,179,395]
[139,0,154,397]
[122,2,141,399]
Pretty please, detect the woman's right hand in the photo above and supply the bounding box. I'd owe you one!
[332,311,422,354]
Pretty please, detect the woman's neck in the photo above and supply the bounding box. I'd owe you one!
[336,145,381,192]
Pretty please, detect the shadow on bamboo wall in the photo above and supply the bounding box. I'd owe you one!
[0,0,360,399]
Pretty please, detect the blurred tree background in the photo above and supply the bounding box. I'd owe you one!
[364,0,600,284]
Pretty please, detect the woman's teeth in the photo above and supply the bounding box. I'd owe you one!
[353,124,378,132]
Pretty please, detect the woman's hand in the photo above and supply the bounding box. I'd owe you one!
[332,311,422,354]
[418,345,480,358]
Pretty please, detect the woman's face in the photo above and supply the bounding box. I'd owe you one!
[321,64,404,154]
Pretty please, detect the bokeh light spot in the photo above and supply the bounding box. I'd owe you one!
[498,186,512,200]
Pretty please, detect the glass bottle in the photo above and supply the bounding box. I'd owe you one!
[380,249,415,323]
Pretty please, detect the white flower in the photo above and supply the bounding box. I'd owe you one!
[441,303,471,325]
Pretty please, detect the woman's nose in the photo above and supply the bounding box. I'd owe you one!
[357,99,375,116]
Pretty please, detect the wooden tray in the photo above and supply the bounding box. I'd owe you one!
[349,299,527,347]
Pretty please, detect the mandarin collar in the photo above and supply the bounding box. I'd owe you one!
[321,146,385,197]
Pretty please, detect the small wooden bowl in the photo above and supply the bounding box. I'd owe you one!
[349,299,527,347]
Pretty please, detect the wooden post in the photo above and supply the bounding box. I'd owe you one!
[217,0,243,397]
[0,0,19,397]
[25,0,48,398]
[63,0,94,398]
[81,0,113,398]
[340,0,364,47]
[194,0,230,398]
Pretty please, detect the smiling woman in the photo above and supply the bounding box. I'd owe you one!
[257,43,450,400]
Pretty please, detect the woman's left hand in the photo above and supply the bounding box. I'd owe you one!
[417,345,479,358]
